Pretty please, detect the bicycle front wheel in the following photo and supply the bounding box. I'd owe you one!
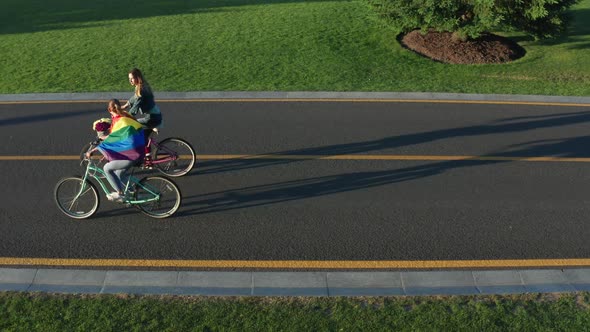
[153,138,196,177]
[134,176,181,218]
[54,177,99,219]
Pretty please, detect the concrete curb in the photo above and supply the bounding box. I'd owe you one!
[1,91,590,104]
[3,268,590,296]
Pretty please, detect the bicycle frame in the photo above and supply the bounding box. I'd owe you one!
[89,132,182,169]
[144,137,179,167]
[80,158,160,205]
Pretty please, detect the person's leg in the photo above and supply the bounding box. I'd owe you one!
[144,115,162,155]
[138,113,162,147]
[143,128,153,147]
[146,114,162,129]
[113,161,134,192]
[137,114,154,146]
[103,160,134,193]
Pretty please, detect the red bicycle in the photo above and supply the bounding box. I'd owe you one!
[143,129,195,176]
[80,128,196,177]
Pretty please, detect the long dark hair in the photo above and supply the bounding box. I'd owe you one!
[108,98,126,116]
[129,68,152,97]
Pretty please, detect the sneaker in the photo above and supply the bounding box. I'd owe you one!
[106,192,122,201]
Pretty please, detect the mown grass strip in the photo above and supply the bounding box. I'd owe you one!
[1,292,590,330]
[0,0,589,95]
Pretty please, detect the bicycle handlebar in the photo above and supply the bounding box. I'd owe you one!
[80,138,103,166]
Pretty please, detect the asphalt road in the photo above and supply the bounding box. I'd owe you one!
[2,100,590,267]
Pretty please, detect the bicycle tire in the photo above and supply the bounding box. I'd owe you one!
[153,137,196,177]
[54,177,99,219]
[134,176,181,218]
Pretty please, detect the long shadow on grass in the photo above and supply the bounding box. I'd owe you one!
[533,8,590,48]
[0,0,336,35]
[180,134,590,216]
[567,8,590,37]
[194,110,590,176]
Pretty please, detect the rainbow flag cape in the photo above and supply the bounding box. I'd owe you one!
[98,117,145,161]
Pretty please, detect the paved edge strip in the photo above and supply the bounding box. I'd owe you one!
[1,91,590,106]
[2,268,590,296]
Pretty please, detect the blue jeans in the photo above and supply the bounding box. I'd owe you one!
[104,160,135,193]
[137,113,163,145]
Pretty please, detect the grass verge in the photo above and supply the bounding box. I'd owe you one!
[0,0,589,95]
[1,292,590,330]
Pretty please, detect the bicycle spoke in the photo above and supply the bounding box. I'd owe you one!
[153,138,195,177]
[54,177,99,219]
[135,176,181,218]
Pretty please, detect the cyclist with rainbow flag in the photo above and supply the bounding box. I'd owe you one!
[85,99,146,202]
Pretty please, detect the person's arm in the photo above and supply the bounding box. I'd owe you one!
[127,95,142,116]
[85,136,109,158]
[85,146,99,159]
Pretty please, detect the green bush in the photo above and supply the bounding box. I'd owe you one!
[368,0,580,40]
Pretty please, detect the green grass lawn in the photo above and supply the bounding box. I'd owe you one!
[1,0,589,95]
[2,292,590,331]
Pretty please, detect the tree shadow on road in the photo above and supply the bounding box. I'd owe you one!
[180,159,497,216]
[192,110,590,177]
[180,133,590,216]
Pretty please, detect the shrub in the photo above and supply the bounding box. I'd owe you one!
[368,0,579,40]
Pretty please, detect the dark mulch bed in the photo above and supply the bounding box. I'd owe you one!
[400,30,526,64]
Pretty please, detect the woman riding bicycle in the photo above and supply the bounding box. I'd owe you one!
[122,68,162,142]
[86,99,146,202]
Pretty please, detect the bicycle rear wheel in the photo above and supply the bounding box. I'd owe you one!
[153,137,196,177]
[54,177,99,219]
[134,176,181,218]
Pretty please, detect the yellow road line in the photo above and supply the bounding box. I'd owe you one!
[1,257,590,269]
[2,154,590,162]
[1,98,589,107]
[197,154,590,163]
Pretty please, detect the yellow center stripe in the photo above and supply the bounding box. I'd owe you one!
[1,154,590,162]
[1,257,590,269]
[197,154,590,162]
